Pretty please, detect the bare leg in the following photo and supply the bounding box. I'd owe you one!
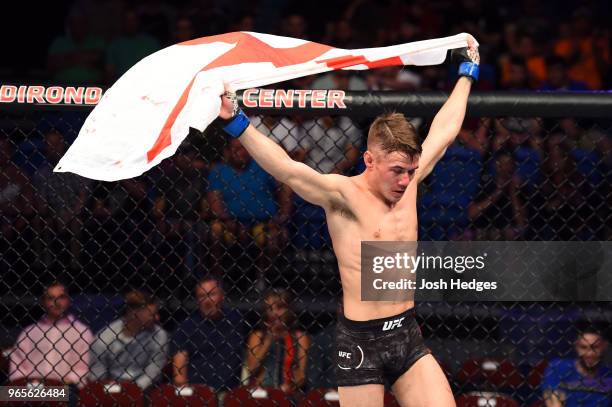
[391,355,455,407]
[338,384,385,407]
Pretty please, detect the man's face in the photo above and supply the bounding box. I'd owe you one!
[196,280,224,317]
[135,304,159,331]
[43,285,70,320]
[575,333,607,369]
[366,147,419,204]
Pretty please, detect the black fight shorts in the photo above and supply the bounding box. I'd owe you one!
[335,307,431,387]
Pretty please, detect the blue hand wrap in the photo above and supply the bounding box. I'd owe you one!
[222,109,250,138]
[458,62,479,81]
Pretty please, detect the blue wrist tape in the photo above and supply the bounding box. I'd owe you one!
[458,62,479,81]
[222,109,250,138]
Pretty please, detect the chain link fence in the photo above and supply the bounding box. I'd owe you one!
[0,91,611,406]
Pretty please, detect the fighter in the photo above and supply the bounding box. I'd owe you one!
[217,37,480,407]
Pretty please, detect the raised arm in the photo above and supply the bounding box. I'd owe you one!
[416,38,480,183]
[218,93,346,209]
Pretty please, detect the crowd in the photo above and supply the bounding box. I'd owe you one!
[1,109,610,293]
[10,0,601,92]
[4,280,610,406]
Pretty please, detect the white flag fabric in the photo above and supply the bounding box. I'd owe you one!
[54,32,477,181]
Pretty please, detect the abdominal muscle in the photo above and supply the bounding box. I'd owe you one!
[330,213,418,321]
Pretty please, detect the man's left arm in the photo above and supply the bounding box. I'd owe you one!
[416,39,479,183]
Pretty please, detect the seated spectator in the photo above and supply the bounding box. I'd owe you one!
[207,139,292,261]
[172,276,246,391]
[9,281,93,387]
[542,327,611,407]
[532,134,597,240]
[245,289,310,394]
[499,55,531,90]
[152,144,208,290]
[33,129,90,270]
[105,9,161,83]
[46,12,105,84]
[467,149,527,240]
[89,290,168,390]
[0,136,35,276]
[554,9,610,90]
[540,56,589,91]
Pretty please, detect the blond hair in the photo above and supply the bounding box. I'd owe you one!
[367,112,421,158]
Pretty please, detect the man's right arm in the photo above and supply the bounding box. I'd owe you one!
[238,124,345,208]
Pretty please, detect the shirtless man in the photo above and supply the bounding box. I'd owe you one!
[217,38,480,407]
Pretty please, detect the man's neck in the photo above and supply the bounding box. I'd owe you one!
[122,319,141,337]
[575,359,599,378]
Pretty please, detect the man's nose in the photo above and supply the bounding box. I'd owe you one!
[398,173,410,186]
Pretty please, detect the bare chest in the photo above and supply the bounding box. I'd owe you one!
[328,192,418,242]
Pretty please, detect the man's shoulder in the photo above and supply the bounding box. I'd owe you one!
[546,358,576,374]
[96,319,123,337]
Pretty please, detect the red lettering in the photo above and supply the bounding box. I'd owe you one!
[242,89,258,108]
[64,87,84,104]
[327,90,346,108]
[45,87,63,104]
[274,89,293,108]
[259,89,274,108]
[0,85,16,103]
[27,86,45,104]
[84,87,103,104]
[294,89,311,108]
[17,86,27,103]
[311,90,326,108]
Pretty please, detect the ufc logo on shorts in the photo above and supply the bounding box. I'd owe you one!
[382,317,405,331]
[338,351,351,359]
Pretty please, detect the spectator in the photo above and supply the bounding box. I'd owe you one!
[500,55,531,90]
[467,149,527,240]
[542,327,610,407]
[207,139,292,263]
[540,56,589,91]
[532,134,596,240]
[554,9,610,90]
[89,290,168,390]
[172,16,196,43]
[495,117,543,187]
[9,281,93,387]
[46,12,105,84]
[0,136,35,277]
[33,130,90,270]
[105,9,161,83]
[152,144,209,290]
[136,0,177,45]
[245,289,310,394]
[172,276,246,391]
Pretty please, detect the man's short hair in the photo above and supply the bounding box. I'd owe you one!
[367,112,421,158]
[123,289,157,315]
[40,280,68,298]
